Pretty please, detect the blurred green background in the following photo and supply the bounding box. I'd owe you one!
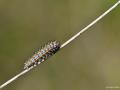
[0,0,120,90]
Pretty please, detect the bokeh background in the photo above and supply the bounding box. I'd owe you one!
[0,0,120,90]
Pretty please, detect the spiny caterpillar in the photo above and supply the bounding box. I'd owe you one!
[24,41,60,69]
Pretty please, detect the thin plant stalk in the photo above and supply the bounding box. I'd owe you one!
[0,0,120,89]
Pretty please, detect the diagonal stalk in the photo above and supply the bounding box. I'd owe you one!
[0,0,120,89]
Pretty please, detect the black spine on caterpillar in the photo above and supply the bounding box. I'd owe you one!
[24,41,60,69]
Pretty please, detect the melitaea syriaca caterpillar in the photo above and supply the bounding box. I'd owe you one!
[24,41,60,69]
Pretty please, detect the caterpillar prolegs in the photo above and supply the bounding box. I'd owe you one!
[24,41,60,69]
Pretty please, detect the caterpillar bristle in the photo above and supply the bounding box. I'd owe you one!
[24,41,60,69]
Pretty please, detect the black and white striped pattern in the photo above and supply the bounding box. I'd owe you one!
[24,41,60,69]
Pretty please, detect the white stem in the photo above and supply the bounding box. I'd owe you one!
[0,1,120,89]
[0,67,33,89]
[60,0,120,48]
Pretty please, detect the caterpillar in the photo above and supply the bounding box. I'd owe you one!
[24,41,60,69]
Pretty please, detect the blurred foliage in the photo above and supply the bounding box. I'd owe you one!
[0,0,120,90]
